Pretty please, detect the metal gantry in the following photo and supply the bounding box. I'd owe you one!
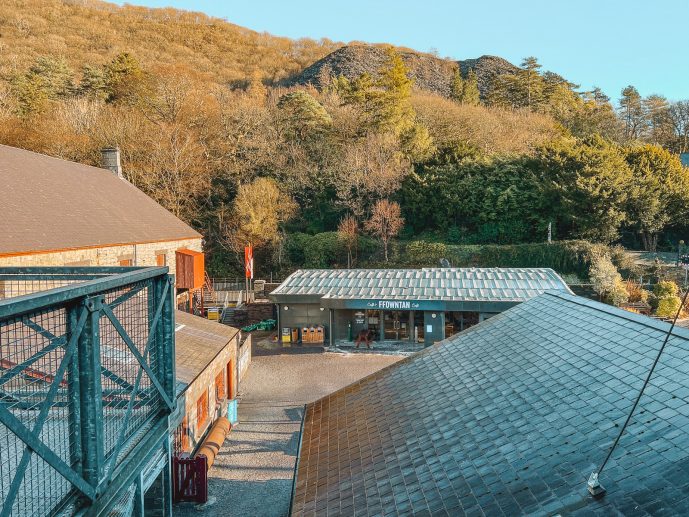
[0,267,176,516]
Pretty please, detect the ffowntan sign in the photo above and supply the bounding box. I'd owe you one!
[367,300,414,310]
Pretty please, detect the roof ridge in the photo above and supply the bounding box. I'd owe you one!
[0,143,117,175]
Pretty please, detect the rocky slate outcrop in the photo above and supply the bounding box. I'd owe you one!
[285,44,519,99]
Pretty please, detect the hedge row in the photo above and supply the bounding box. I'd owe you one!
[281,233,634,279]
[398,240,634,278]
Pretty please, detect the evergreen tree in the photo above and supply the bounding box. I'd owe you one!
[619,85,644,140]
[536,135,632,243]
[519,56,543,109]
[487,57,544,111]
[567,87,622,140]
[643,94,673,146]
[450,67,464,103]
[105,52,145,103]
[461,69,480,106]
[277,90,332,142]
[374,47,415,135]
[12,56,74,115]
[624,144,689,251]
[80,64,109,100]
[337,48,418,142]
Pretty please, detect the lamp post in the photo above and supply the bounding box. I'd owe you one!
[679,240,688,288]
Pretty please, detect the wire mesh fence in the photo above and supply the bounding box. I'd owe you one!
[0,267,174,516]
[0,305,73,516]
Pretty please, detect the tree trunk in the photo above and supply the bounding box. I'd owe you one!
[383,240,389,262]
[641,231,651,252]
[640,231,658,252]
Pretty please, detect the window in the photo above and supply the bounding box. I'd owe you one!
[215,371,225,401]
[173,416,190,455]
[155,252,167,267]
[119,258,133,266]
[196,390,208,430]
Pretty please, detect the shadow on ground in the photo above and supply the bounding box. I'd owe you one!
[173,352,402,517]
[175,479,295,517]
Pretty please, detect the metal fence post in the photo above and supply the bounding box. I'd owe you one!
[162,276,176,402]
[67,302,83,478]
[152,275,176,403]
[78,295,105,491]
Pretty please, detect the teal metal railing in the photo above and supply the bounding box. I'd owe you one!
[0,267,176,516]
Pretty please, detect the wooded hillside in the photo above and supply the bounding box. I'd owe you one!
[0,0,688,279]
[0,0,340,85]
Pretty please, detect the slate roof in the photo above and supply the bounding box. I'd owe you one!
[292,291,689,516]
[174,311,238,396]
[271,268,570,302]
[0,144,201,256]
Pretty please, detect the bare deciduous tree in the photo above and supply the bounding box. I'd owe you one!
[336,132,409,219]
[338,215,358,268]
[365,199,404,262]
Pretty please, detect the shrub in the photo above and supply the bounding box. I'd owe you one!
[625,281,649,303]
[446,226,462,244]
[302,232,345,268]
[285,233,311,267]
[656,297,681,318]
[651,280,682,317]
[389,240,633,278]
[405,241,449,266]
[284,232,379,269]
[589,253,628,306]
[653,280,679,299]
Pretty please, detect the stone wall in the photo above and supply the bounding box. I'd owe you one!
[178,334,239,453]
[0,238,202,278]
[238,334,251,383]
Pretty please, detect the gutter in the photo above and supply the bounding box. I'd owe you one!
[288,404,307,517]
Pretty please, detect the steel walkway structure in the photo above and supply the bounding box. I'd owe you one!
[0,266,176,516]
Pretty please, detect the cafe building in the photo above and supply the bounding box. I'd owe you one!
[269,267,571,347]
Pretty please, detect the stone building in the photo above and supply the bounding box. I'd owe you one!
[172,312,242,455]
[0,145,204,304]
[0,145,248,513]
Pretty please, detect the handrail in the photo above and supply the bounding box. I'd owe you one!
[0,266,170,320]
[0,266,176,516]
[0,266,144,274]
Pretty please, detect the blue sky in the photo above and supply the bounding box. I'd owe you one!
[116,0,688,102]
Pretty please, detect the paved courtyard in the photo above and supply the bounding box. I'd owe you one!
[173,349,402,517]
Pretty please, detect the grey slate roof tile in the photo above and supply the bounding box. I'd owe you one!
[271,267,570,302]
[291,291,689,516]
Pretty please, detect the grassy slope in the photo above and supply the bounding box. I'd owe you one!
[0,0,341,84]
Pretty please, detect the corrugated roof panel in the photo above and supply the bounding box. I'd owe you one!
[271,268,570,302]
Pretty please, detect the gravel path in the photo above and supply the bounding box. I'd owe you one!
[174,351,401,517]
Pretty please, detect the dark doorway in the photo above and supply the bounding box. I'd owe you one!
[383,311,409,341]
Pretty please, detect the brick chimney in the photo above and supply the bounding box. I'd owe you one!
[101,147,123,179]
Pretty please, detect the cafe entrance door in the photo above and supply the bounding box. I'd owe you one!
[383,311,409,341]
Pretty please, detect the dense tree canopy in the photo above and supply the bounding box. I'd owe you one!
[0,13,687,275]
